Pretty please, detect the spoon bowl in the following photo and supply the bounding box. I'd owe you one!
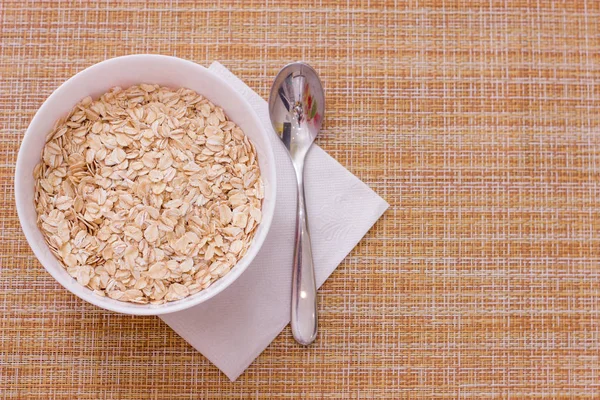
[269,63,325,163]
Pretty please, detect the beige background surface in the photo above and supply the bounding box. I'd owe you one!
[2,0,600,398]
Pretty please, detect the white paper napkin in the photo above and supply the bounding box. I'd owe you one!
[160,62,389,381]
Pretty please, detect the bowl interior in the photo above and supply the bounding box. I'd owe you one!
[15,55,276,315]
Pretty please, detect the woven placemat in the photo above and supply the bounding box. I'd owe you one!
[2,0,600,398]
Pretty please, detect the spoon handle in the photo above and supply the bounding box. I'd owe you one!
[291,171,318,345]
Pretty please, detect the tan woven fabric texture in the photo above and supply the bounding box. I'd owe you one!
[2,0,600,398]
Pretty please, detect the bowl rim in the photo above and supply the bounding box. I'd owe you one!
[15,54,277,315]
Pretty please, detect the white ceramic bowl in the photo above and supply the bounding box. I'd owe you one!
[15,55,276,315]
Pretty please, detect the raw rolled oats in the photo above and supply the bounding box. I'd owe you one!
[34,84,264,304]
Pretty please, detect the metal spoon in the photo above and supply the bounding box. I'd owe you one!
[268,62,324,346]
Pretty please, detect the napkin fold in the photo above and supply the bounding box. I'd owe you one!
[160,62,389,381]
